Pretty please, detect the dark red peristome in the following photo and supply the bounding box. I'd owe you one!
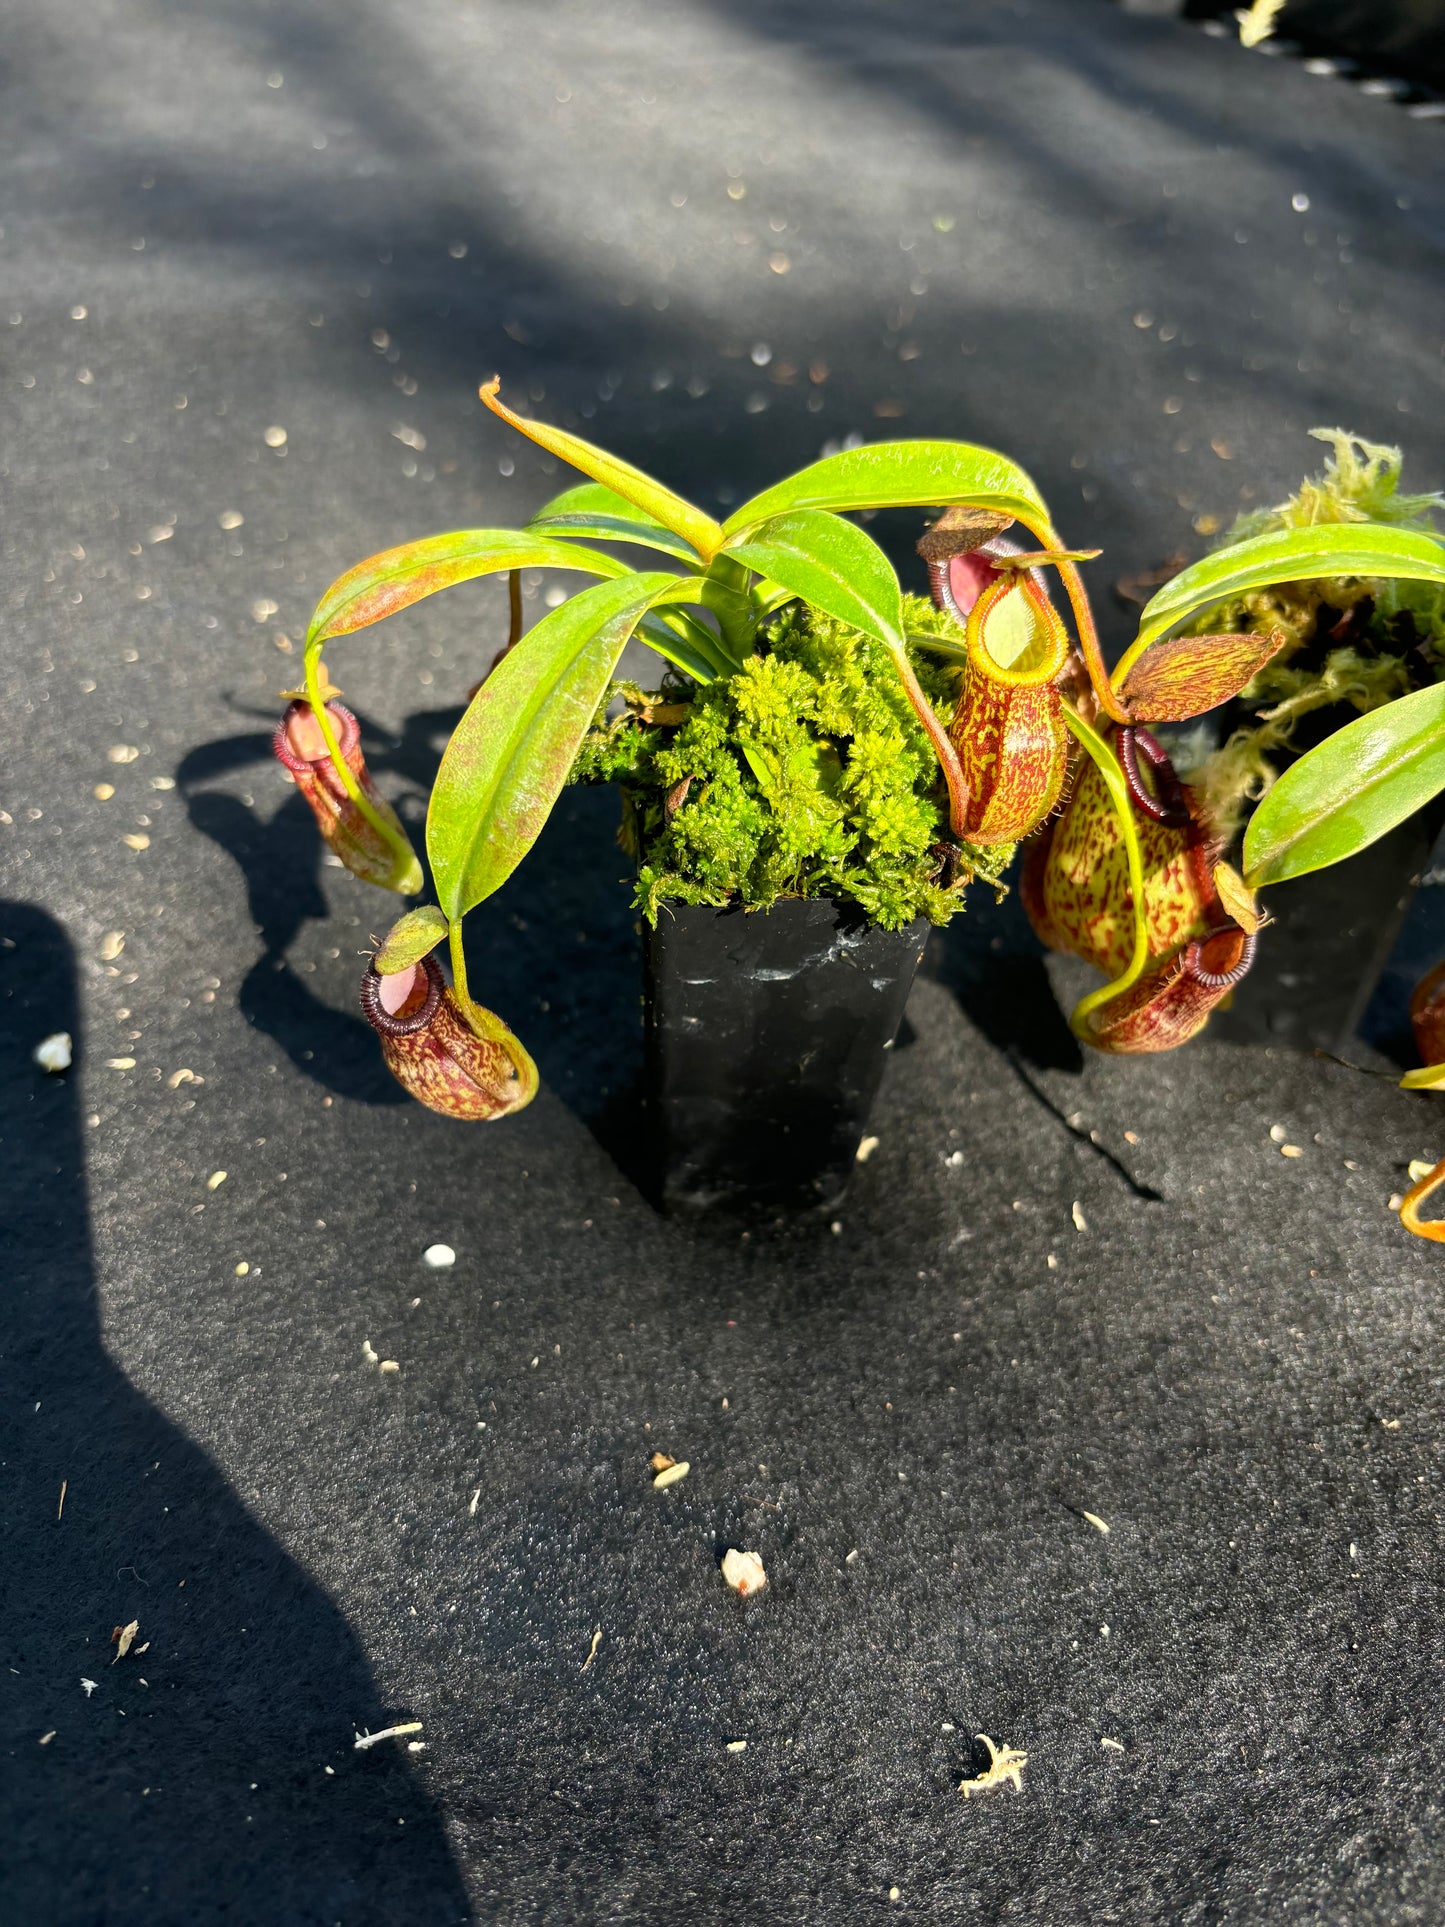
[360,955,535,1120]
[273,699,417,892]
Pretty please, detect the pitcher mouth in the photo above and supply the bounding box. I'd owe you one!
[360,952,445,1036]
[272,699,361,775]
[1186,925,1256,990]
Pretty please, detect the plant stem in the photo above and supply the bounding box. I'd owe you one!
[1020,520,1129,727]
[507,569,524,650]
[303,644,414,865]
[1061,705,1151,1032]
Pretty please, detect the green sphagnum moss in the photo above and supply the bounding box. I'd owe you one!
[568,594,1012,929]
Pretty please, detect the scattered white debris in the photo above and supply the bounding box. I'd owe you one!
[353,1722,423,1751]
[81,1679,98,1697]
[423,1244,455,1268]
[207,1170,227,1190]
[1100,1624,1111,1638]
[1081,1511,1110,1536]
[361,1339,378,1366]
[39,1730,55,1746]
[219,510,244,530]
[1381,1417,1401,1430]
[581,1628,603,1672]
[234,1261,250,1277]
[1268,1123,1287,1143]
[726,1739,748,1754]
[845,1549,859,1565]
[1100,1736,1125,1753]
[653,1460,690,1489]
[167,1068,199,1088]
[108,744,140,764]
[888,1889,901,1904]
[112,1620,140,1662]
[468,1488,480,1517]
[1408,1159,1437,1184]
[1280,1144,1303,1159]
[1071,1200,1088,1232]
[263,425,288,449]
[407,1740,427,1752]
[106,1057,137,1070]
[959,1734,1027,1798]
[99,931,125,961]
[378,1360,399,1374]
[123,833,150,852]
[941,1721,955,1733]
[33,1032,72,1073]
[855,1136,879,1163]
[1388,1194,1404,1213]
[722,1548,767,1597]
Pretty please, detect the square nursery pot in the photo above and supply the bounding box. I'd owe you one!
[642,898,929,1215]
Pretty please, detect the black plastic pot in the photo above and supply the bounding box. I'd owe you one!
[1215,800,1445,1054]
[642,898,929,1215]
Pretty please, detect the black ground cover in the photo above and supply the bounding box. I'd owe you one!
[3,2,1444,1920]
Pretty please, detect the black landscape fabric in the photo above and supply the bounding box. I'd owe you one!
[3,1,1444,1921]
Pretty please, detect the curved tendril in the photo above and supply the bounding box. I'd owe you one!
[1117,726,1191,827]
[893,647,971,838]
[1018,519,1129,728]
[302,644,411,864]
[448,916,473,1021]
[1399,1156,1445,1243]
[1061,704,1151,1031]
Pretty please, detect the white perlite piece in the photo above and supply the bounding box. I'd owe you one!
[34,1032,73,1073]
[722,1548,767,1597]
[423,1244,455,1268]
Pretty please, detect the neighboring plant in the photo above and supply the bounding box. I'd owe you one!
[279,385,1445,1123]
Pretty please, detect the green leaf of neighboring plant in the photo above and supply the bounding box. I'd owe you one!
[1119,630,1289,723]
[305,530,630,648]
[721,439,1050,538]
[526,481,703,563]
[1400,1063,1445,1091]
[374,905,450,975]
[428,573,702,918]
[1123,523,1445,664]
[722,509,903,651]
[481,379,722,559]
[1243,681,1445,887]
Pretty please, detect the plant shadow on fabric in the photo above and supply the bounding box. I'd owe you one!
[0,902,470,1921]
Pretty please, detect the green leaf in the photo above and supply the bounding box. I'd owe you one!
[1400,1064,1445,1091]
[1243,681,1445,887]
[1119,630,1289,723]
[721,509,903,651]
[636,609,723,684]
[526,482,702,563]
[481,380,722,559]
[721,439,1050,539]
[1128,523,1445,656]
[305,530,629,648]
[374,906,449,975]
[427,573,702,917]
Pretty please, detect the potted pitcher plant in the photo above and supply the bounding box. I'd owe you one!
[275,385,1445,1211]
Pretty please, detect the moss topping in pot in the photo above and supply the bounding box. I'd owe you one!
[569,594,1013,930]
